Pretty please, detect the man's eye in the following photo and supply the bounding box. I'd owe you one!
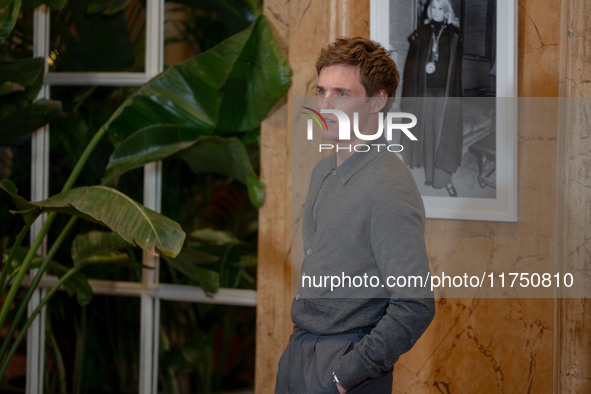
[337,91,348,97]
[317,89,326,96]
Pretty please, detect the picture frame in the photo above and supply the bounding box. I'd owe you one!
[370,0,518,221]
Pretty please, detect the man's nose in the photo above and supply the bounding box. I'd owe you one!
[318,94,335,109]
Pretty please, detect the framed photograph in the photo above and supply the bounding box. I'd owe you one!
[370,0,518,221]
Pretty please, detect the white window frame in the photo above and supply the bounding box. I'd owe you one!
[26,2,257,393]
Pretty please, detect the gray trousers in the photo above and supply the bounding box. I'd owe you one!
[275,328,393,394]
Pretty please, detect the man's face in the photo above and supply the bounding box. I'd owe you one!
[316,64,379,142]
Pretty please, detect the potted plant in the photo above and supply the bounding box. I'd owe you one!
[0,1,291,390]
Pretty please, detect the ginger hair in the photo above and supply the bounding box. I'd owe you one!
[316,36,399,107]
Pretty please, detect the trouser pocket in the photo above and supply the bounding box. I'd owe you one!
[305,333,357,394]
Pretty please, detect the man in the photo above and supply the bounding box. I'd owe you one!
[276,37,435,393]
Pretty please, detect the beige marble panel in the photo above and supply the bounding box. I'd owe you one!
[395,298,553,393]
[555,1,591,386]
[257,1,292,393]
[518,0,561,96]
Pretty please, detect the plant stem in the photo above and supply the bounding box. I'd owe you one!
[0,264,84,380]
[0,217,77,363]
[0,211,56,334]
[0,215,36,294]
[47,316,67,394]
[62,126,107,192]
[0,125,107,378]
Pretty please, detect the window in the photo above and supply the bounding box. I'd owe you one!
[22,2,257,392]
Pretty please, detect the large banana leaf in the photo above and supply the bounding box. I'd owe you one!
[104,133,264,207]
[101,15,290,202]
[102,125,205,185]
[0,180,185,257]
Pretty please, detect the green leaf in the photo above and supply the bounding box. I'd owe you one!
[104,133,264,208]
[71,230,132,264]
[0,177,16,193]
[162,248,220,294]
[99,15,289,208]
[102,15,290,142]
[216,16,291,132]
[190,228,240,245]
[102,125,208,185]
[0,99,62,146]
[0,179,39,221]
[180,136,264,208]
[0,81,23,96]
[234,254,257,267]
[3,246,93,306]
[102,43,232,144]
[0,59,55,146]
[161,333,212,373]
[3,245,42,275]
[48,263,93,306]
[0,57,43,85]
[246,174,264,209]
[7,185,185,257]
[0,0,21,41]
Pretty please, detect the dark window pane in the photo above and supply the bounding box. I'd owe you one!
[159,157,258,291]
[159,302,255,393]
[45,294,141,393]
[49,0,146,72]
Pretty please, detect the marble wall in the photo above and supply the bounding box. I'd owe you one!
[395,98,557,391]
[555,0,591,392]
[257,0,590,393]
[393,1,561,391]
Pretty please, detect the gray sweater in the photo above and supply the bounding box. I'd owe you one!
[291,142,435,389]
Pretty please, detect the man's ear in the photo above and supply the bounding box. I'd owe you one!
[371,89,388,113]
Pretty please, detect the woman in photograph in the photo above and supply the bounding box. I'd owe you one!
[401,0,463,197]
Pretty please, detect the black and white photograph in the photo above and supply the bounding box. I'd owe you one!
[371,0,518,221]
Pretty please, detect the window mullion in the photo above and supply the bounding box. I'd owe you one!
[139,1,164,393]
[44,72,149,86]
[26,5,51,394]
